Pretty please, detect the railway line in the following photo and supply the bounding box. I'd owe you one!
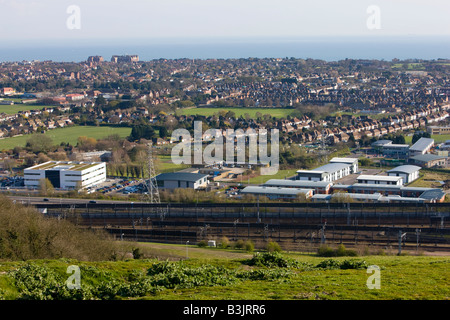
[33,201,450,253]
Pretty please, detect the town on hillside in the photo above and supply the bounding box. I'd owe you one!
[0,56,449,204]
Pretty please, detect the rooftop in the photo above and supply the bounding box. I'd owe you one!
[156,172,209,182]
[410,154,447,162]
[241,186,313,196]
[387,165,421,174]
[409,137,435,152]
[26,161,103,172]
[357,175,403,182]
[264,179,332,188]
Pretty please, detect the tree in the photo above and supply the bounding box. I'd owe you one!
[39,178,54,196]
[26,134,54,154]
[159,126,169,139]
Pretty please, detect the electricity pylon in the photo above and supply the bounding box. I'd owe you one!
[143,142,165,220]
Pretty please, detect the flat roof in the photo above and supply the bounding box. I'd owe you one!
[25,161,103,172]
[329,157,358,164]
[357,175,403,182]
[351,183,403,190]
[264,179,332,188]
[312,162,351,174]
[156,172,209,182]
[241,186,313,196]
[387,165,421,174]
[410,154,447,162]
[383,144,410,148]
[410,137,434,152]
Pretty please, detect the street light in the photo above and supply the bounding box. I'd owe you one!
[186,241,190,259]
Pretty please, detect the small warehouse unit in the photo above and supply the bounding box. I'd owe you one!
[356,174,404,186]
[155,172,209,190]
[408,137,434,157]
[262,179,333,194]
[240,186,313,200]
[386,165,421,184]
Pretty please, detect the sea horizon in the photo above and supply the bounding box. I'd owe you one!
[1,36,449,63]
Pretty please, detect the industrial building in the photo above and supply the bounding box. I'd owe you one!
[386,165,421,184]
[24,161,106,190]
[409,154,447,168]
[155,172,209,190]
[240,186,313,200]
[356,175,404,185]
[263,179,333,194]
[409,138,434,157]
[382,143,410,159]
[296,158,358,182]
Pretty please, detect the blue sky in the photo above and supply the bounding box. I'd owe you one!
[1,0,449,43]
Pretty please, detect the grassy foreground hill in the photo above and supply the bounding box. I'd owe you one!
[0,243,448,300]
[0,196,448,300]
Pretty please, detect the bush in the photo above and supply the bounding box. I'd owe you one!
[219,236,230,249]
[315,259,368,270]
[197,240,208,248]
[132,247,143,259]
[233,239,245,250]
[0,195,118,261]
[247,252,312,269]
[317,244,358,257]
[266,241,282,253]
[244,240,255,252]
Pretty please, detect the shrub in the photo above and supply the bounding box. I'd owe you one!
[197,240,208,248]
[219,236,230,249]
[266,241,282,253]
[233,239,245,250]
[244,240,255,252]
[317,244,358,257]
[132,247,143,259]
[0,195,118,261]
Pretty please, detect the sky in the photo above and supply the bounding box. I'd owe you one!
[1,0,449,45]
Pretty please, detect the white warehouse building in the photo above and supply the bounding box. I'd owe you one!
[24,161,106,190]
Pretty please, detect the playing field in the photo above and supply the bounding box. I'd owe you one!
[179,107,297,118]
[0,104,50,115]
[0,125,132,151]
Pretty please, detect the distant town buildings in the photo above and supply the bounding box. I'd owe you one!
[111,55,139,63]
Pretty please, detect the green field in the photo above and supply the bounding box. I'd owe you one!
[179,107,297,118]
[0,125,132,151]
[405,134,450,144]
[157,155,189,173]
[242,169,299,184]
[0,242,448,300]
[0,104,51,115]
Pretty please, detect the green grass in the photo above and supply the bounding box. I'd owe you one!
[405,134,450,144]
[0,242,448,300]
[0,125,132,151]
[0,104,52,115]
[242,169,299,185]
[157,155,189,173]
[179,107,297,118]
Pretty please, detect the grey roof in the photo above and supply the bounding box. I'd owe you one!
[410,154,446,162]
[419,189,446,200]
[351,183,403,190]
[240,186,313,196]
[312,162,351,174]
[263,179,332,188]
[387,165,421,174]
[156,172,209,182]
[409,137,434,152]
[372,140,392,147]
